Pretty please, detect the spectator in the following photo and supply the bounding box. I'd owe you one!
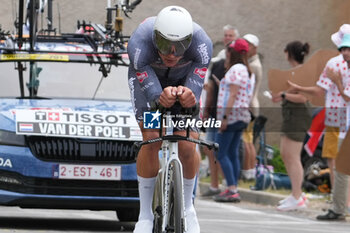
[241,34,263,180]
[289,24,350,219]
[213,39,255,202]
[211,24,239,63]
[271,41,312,211]
[201,58,226,196]
[201,24,238,196]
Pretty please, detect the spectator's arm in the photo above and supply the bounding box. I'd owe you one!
[220,84,239,132]
[223,84,239,118]
[326,68,350,102]
[284,92,308,103]
[287,81,325,98]
[203,79,215,119]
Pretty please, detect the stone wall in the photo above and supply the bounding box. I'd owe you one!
[1,0,349,144]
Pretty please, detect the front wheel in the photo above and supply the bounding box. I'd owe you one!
[167,161,185,233]
[153,171,164,233]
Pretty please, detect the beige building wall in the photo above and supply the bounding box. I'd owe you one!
[1,0,350,144]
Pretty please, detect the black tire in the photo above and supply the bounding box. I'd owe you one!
[167,161,184,233]
[116,207,139,222]
[153,176,163,233]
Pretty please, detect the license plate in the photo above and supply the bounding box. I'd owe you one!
[56,164,121,180]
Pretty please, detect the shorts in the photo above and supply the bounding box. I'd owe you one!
[322,126,340,159]
[281,100,312,142]
[242,121,254,143]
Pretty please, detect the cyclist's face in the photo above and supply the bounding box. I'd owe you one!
[158,49,182,67]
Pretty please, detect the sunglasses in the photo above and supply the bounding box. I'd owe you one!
[154,30,192,56]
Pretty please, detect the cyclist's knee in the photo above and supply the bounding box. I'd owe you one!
[140,127,162,152]
[178,141,196,160]
[175,131,198,159]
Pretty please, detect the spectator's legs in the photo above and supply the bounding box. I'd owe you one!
[322,126,340,191]
[216,130,236,189]
[328,158,335,189]
[203,146,221,189]
[242,141,257,177]
[333,170,349,215]
[242,122,257,180]
[228,130,244,186]
[216,122,246,189]
[280,135,303,199]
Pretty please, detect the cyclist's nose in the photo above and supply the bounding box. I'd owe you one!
[169,46,179,57]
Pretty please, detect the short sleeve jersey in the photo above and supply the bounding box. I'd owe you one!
[216,63,255,124]
[316,54,350,131]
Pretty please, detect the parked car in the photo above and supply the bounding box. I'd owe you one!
[0,60,141,221]
[0,0,144,221]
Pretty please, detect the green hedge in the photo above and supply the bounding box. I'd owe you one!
[270,146,287,174]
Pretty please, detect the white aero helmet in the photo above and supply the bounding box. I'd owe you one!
[154,6,193,56]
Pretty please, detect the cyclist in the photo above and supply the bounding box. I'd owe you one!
[127,5,212,233]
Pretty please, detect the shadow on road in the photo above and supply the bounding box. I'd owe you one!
[0,216,135,232]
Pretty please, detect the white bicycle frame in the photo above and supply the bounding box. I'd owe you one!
[137,109,217,233]
[157,113,186,232]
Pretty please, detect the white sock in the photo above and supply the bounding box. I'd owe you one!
[183,178,196,211]
[137,176,156,221]
[249,168,256,179]
[241,170,249,178]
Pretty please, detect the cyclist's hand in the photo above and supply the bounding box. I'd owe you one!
[160,86,177,108]
[177,86,196,108]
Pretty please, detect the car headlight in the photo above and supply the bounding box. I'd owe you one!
[0,130,26,147]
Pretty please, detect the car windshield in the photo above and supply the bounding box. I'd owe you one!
[0,62,130,101]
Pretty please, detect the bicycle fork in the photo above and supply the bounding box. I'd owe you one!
[160,141,186,232]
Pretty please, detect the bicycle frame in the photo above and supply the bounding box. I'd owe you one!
[157,113,186,232]
[134,110,218,233]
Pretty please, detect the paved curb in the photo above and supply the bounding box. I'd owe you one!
[199,182,286,206]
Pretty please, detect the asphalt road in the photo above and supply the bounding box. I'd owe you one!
[0,198,349,233]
